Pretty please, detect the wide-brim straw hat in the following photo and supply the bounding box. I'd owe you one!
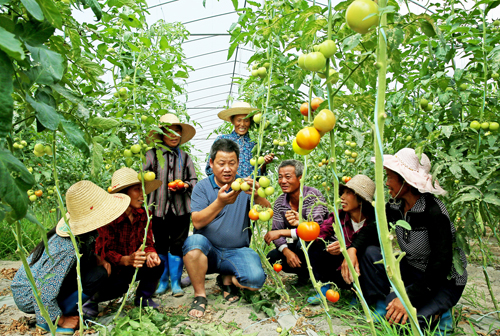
[217,102,258,122]
[146,113,196,145]
[56,181,131,237]
[340,174,376,203]
[109,167,162,194]
[371,148,446,196]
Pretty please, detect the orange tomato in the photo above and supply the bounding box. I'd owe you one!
[168,181,177,189]
[296,127,320,150]
[177,181,185,189]
[311,97,324,111]
[345,177,352,183]
[273,264,282,272]
[34,190,43,197]
[108,187,112,193]
[249,209,260,221]
[268,209,274,217]
[326,289,340,303]
[300,102,309,116]
[297,221,320,241]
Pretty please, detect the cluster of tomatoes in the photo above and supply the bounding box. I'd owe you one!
[33,143,52,157]
[297,39,336,73]
[293,106,336,155]
[250,62,269,79]
[168,179,189,191]
[342,176,352,183]
[248,205,274,222]
[344,141,358,164]
[470,120,499,132]
[27,189,43,202]
[232,177,275,199]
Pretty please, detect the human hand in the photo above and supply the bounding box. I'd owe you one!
[283,249,301,268]
[285,210,299,227]
[146,252,161,267]
[242,177,260,197]
[217,184,241,205]
[341,248,359,284]
[386,298,408,325]
[326,241,341,255]
[128,249,147,268]
[96,255,111,276]
[264,153,274,164]
[58,315,79,329]
[264,230,283,245]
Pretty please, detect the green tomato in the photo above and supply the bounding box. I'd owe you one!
[347,158,355,163]
[259,210,271,221]
[259,176,271,188]
[298,54,307,70]
[257,67,267,78]
[494,20,500,27]
[27,167,33,173]
[406,135,412,141]
[258,156,265,165]
[251,69,259,77]
[345,149,351,156]
[304,52,327,72]
[263,62,270,69]
[489,121,499,131]
[351,152,358,158]
[253,113,262,123]
[470,120,481,130]
[419,99,428,109]
[48,190,54,195]
[27,190,34,196]
[265,186,275,196]
[13,143,20,149]
[273,139,279,145]
[125,157,134,167]
[279,141,287,146]
[492,73,499,79]
[33,149,45,157]
[345,141,351,146]
[319,39,337,58]
[131,144,141,154]
[481,122,490,130]
[44,146,53,156]
[231,181,241,191]
[141,115,148,122]
[34,143,45,152]
[20,140,27,146]
[240,182,250,191]
[257,187,267,198]
[312,44,321,52]
[459,83,468,90]
[250,158,256,166]
[29,195,37,202]
[350,142,356,148]
[124,149,133,157]
[124,75,131,82]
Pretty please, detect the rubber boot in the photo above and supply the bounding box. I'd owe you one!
[436,309,453,335]
[307,284,330,305]
[154,254,169,295]
[168,253,184,297]
[371,299,387,323]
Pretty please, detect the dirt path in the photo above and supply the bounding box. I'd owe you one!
[0,261,499,335]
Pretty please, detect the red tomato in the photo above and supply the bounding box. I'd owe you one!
[273,264,282,272]
[300,102,309,116]
[35,190,43,197]
[345,177,352,183]
[168,181,177,189]
[249,209,260,221]
[296,127,321,150]
[326,289,340,303]
[177,181,185,189]
[296,221,320,241]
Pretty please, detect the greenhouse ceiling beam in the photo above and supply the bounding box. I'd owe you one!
[183,11,237,25]
[190,99,228,108]
[186,73,234,84]
[190,33,230,36]
[188,91,230,103]
[185,83,231,94]
[194,60,244,71]
[186,49,228,60]
[147,0,178,10]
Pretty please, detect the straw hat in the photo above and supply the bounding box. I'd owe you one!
[340,174,376,203]
[371,148,446,195]
[146,113,196,145]
[109,167,162,194]
[56,181,131,237]
[217,102,258,122]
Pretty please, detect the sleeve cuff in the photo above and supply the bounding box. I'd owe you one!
[291,229,298,240]
[278,244,287,253]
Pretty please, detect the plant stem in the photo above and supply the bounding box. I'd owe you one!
[13,221,57,335]
[51,131,85,334]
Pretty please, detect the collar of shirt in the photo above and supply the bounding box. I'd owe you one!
[280,186,314,208]
[229,130,251,141]
[158,145,180,156]
[209,174,242,190]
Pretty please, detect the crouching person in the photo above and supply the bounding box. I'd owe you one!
[83,167,164,318]
[11,181,130,334]
[183,139,270,318]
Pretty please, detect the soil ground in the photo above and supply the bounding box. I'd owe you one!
[0,258,499,336]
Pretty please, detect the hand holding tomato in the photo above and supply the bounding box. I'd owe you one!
[242,177,259,196]
[386,298,407,325]
[217,184,241,205]
[285,210,299,227]
[341,247,360,284]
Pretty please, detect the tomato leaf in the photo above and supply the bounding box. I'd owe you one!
[452,190,481,205]
[461,162,479,179]
[483,193,500,206]
[0,51,14,139]
[452,248,465,276]
[91,139,104,177]
[25,44,64,84]
[395,220,411,230]
[0,27,25,61]
[85,0,102,21]
[0,148,35,220]
[88,117,120,130]
[20,0,44,21]
[60,119,90,156]
[51,84,90,118]
[25,94,60,130]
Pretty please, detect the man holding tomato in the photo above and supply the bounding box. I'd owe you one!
[183,139,270,318]
[264,160,329,286]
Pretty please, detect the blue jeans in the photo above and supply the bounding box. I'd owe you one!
[182,234,266,289]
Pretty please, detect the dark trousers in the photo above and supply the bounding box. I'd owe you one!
[153,210,190,256]
[308,242,351,290]
[57,263,108,315]
[95,261,164,302]
[359,246,465,329]
[267,241,309,281]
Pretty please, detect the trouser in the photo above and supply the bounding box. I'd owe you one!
[359,246,465,329]
[95,261,164,302]
[266,241,309,281]
[308,242,351,290]
[57,263,108,316]
[153,210,191,256]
